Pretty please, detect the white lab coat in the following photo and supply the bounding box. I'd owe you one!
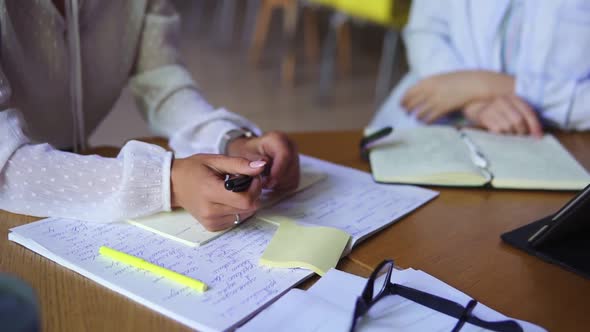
[370,0,590,131]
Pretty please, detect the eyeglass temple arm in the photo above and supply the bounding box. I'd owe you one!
[390,284,524,332]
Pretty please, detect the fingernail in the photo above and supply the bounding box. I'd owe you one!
[249,160,267,168]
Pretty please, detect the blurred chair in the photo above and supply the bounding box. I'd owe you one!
[205,0,261,48]
[316,0,411,105]
[0,274,39,332]
[248,0,321,87]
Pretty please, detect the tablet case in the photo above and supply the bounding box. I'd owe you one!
[501,215,590,280]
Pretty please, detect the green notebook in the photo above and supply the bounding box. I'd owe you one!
[368,126,590,190]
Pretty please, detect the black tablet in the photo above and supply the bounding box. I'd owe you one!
[528,184,590,248]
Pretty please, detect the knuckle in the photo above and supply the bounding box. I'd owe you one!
[245,197,258,210]
[266,131,287,142]
[509,117,519,126]
[242,195,259,210]
[200,218,221,232]
[199,205,216,219]
[251,200,261,211]
[236,196,252,210]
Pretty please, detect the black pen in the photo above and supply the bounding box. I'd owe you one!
[360,126,394,150]
[224,174,253,192]
[360,126,394,161]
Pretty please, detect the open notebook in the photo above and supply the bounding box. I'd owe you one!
[9,156,437,332]
[368,126,590,190]
[128,162,327,247]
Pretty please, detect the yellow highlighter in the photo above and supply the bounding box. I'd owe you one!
[98,246,208,293]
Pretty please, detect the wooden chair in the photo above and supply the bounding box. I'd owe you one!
[248,0,321,87]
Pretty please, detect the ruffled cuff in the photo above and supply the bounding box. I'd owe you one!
[0,109,30,167]
[116,140,174,217]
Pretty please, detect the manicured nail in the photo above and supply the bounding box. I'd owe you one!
[249,160,267,168]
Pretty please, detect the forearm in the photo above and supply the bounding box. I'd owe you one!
[0,140,172,223]
[454,71,515,103]
[131,66,261,157]
[475,71,515,100]
[161,89,261,157]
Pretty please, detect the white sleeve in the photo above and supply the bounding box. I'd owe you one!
[515,2,590,131]
[129,0,260,157]
[0,109,173,223]
[402,0,464,78]
[516,77,590,131]
[156,88,261,158]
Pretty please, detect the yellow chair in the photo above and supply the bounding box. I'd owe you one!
[315,0,411,104]
[336,0,409,28]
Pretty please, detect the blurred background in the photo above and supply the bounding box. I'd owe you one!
[90,0,410,146]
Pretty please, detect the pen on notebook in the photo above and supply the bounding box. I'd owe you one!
[360,126,394,161]
[360,126,394,149]
[98,246,208,292]
[459,132,488,169]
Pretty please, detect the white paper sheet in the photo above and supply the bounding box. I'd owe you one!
[9,155,438,331]
[239,268,546,332]
[9,217,311,332]
[258,156,438,246]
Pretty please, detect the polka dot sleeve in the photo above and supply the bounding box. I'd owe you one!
[0,109,173,223]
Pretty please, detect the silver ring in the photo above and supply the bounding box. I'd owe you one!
[233,214,241,225]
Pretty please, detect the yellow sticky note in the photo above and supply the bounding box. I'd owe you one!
[259,219,351,276]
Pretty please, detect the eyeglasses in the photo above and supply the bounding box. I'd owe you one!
[350,260,524,332]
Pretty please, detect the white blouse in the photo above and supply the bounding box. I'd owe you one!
[0,0,259,222]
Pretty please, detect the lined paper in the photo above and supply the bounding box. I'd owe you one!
[258,156,438,246]
[9,155,438,331]
[10,217,311,332]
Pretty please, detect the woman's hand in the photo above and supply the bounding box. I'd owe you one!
[226,131,300,192]
[170,154,267,231]
[463,95,543,137]
[402,71,515,123]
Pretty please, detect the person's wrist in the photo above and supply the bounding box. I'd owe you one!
[463,100,488,123]
[477,72,515,99]
[220,129,256,156]
[226,136,253,157]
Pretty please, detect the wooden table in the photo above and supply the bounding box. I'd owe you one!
[1,130,589,331]
[290,130,590,332]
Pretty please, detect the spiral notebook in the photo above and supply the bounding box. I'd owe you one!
[368,126,590,190]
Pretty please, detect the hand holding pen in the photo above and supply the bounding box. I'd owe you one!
[225,131,300,192]
[170,155,266,232]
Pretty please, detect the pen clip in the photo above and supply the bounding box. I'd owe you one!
[360,126,393,162]
[459,132,494,184]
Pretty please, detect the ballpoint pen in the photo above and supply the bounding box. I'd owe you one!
[360,126,394,161]
[224,174,253,192]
